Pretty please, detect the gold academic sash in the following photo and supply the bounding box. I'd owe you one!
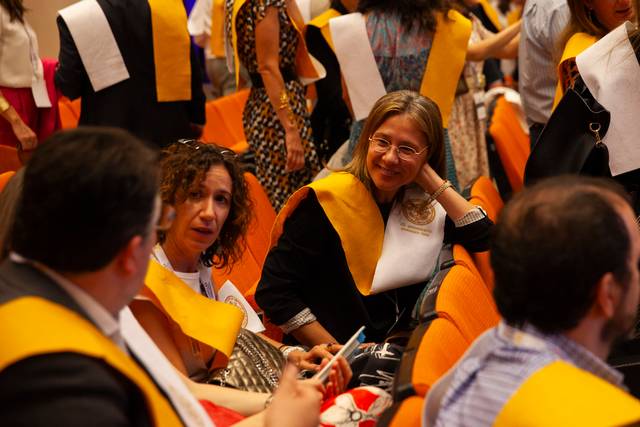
[272,172,384,296]
[506,6,522,26]
[422,10,472,128]
[148,0,192,101]
[141,259,243,364]
[552,32,597,109]
[479,0,503,31]
[229,0,322,86]
[210,0,226,57]
[307,7,342,50]
[494,361,640,426]
[0,297,183,427]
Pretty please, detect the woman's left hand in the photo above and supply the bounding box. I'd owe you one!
[289,343,342,371]
[415,162,445,195]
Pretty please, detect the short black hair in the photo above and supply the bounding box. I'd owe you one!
[12,127,159,272]
[492,176,633,333]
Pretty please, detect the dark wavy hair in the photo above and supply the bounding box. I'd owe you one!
[1,0,25,22]
[357,0,449,33]
[159,141,252,269]
[492,176,633,334]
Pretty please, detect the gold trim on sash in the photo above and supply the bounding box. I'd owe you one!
[0,297,183,426]
[142,258,243,361]
[422,10,472,128]
[307,8,341,51]
[552,32,597,109]
[271,172,384,296]
[148,0,192,101]
[494,361,640,426]
[479,0,503,31]
[229,0,322,86]
[210,0,226,57]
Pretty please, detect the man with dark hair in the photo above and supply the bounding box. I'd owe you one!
[424,176,640,426]
[0,127,186,426]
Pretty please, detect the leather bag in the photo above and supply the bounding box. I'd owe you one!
[524,84,611,185]
[208,328,285,393]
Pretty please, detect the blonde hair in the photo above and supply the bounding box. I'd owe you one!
[343,90,446,194]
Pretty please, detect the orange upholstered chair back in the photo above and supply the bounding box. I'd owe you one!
[202,89,250,153]
[377,396,425,427]
[489,96,530,193]
[0,146,21,173]
[0,171,15,192]
[467,176,504,290]
[58,97,81,129]
[434,264,499,343]
[452,244,483,283]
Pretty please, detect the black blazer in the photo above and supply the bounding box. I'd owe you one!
[0,260,172,427]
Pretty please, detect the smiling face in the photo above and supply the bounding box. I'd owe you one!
[365,113,429,203]
[586,0,636,31]
[165,164,233,266]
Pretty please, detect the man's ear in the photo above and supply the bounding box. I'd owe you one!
[594,272,622,319]
[115,235,145,276]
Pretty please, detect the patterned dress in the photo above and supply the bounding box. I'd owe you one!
[448,16,491,189]
[345,12,459,189]
[227,0,320,210]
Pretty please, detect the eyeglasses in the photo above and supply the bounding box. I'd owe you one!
[368,136,427,161]
[176,139,238,159]
[155,203,176,233]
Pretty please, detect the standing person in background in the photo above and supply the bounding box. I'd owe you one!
[226,0,323,211]
[0,0,58,155]
[305,0,357,163]
[189,0,236,99]
[55,0,206,149]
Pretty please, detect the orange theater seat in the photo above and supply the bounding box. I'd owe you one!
[489,96,530,193]
[58,97,81,129]
[467,176,504,289]
[0,146,21,173]
[0,171,15,192]
[452,244,483,283]
[202,89,250,153]
[377,395,424,427]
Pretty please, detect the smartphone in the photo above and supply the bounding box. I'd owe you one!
[313,326,365,383]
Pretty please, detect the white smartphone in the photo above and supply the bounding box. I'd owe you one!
[313,326,365,383]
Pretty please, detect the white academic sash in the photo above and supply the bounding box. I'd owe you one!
[58,0,130,92]
[295,0,311,23]
[329,13,386,121]
[119,308,214,427]
[576,21,640,176]
[371,186,446,294]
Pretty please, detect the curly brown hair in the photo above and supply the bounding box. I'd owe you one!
[159,141,252,269]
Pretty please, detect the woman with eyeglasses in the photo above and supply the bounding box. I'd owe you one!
[256,91,493,351]
[130,140,352,417]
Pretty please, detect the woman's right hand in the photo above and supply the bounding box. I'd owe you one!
[12,119,37,151]
[285,129,305,172]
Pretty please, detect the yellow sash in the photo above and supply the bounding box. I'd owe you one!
[307,7,342,51]
[229,0,322,86]
[142,258,243,362]
[552,32,598,109]
[422,10,472,128]
[494,361,640,426]
[210,0,226,58]
[479,0,503,31]
[148,0,192,101]
[0,297,183,426]
[272,172,384,296]
[506,6,522,26]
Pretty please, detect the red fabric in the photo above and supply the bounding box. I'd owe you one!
[0,58,60,148]
[199,400,246,426]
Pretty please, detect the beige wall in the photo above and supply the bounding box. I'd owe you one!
[25,0,77,58]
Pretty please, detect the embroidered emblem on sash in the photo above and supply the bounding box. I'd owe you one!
[401,198,436,225]
[224,295,248,328]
